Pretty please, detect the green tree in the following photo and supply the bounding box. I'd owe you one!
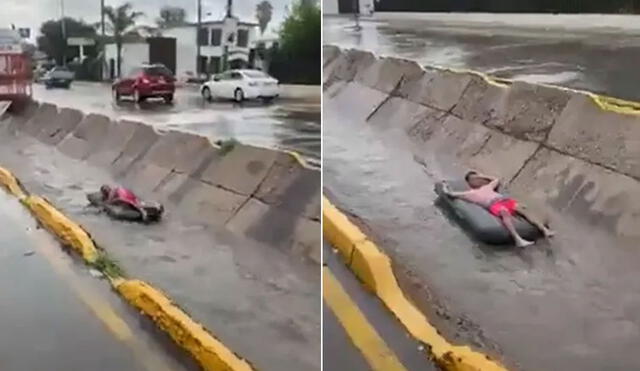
[157,6,186,28]
[104,2,143,77]
[255,1,273,35]
[279,1,320,61]
[37,18,96,65]
[269,1,320,83]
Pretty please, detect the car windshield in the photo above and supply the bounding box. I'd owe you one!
[144,66,173,77]
[242,70,269,78]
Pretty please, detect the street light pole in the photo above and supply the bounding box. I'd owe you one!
[101,0,105,80]
[61,0,67,65]
[196,0,202,76]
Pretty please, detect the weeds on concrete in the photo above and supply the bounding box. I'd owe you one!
[216,138,239,156]
[92,253,125,279]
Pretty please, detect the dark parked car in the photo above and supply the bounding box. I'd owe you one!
[112,64,175,104]
[44,66,74,89]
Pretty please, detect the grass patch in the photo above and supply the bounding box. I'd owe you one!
[216,138,239,156]
[92,253,125,279]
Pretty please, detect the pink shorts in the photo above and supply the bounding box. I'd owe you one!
[488,198,518,217]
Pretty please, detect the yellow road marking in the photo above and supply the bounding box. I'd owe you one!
[323,267,409,371]
[3,203,174,371]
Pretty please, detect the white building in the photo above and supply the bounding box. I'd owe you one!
[163,15,258,79]
[323,0,375,15]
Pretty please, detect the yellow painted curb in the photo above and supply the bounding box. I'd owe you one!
[323,196,507,371]
[0,167,26,199]
[115,279,255,371]
[23,195,99,263]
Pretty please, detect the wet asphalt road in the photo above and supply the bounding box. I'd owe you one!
[0,191,194,371]
[323,84,640,370]
[324,14,640,101]
[33,82,320,168]
[323,241,436,371]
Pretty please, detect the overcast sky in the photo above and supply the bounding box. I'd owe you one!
[2,0,295,40]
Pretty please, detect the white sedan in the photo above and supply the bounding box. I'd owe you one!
[200,69,280,103]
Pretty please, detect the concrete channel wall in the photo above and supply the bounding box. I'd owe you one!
[1,102,321,262]
[324,45,640,240]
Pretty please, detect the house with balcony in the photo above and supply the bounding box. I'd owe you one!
[163,15,258,79]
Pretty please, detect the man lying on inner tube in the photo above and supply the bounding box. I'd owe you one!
[441,171,555,247]
[100,184,148,222]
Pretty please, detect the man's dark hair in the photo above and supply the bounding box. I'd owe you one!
[465,171,478,183]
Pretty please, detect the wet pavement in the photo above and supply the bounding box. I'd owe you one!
[0,117,320,371]
[324,14,640,101]
[323,241,436,371]
[33,82,320,168]
[323,84,640,370]
[0,191,194,371]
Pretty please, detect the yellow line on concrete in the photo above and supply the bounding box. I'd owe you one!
[115,279,256,371]
[22,195,99,263]
[323,195,507,371]
[323,268,409,371]
[0,166,26,199]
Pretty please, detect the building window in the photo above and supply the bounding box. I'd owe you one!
[198,28,208,46]
[208,57,221,74]
[237,29,249,48]
[198,56,208,74]
[211,29,222,46]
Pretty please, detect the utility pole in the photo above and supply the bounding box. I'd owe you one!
[61,0,67,65]
[101,0,105,80]
[196,0,202,76]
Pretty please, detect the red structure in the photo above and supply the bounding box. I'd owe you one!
[0,48,33,108]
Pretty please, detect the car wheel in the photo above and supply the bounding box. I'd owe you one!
[164,94,174,104]
[234,88,244,103]
[202,87,212,102]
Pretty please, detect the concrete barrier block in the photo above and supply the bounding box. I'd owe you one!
[401,67,472,112]
[87,120,138,166]
[58,113,111,160]
[4,100,39,134]
[141,130,215,174]
[327,48,376,84]
[510,148,640,237]
[323,82,389,125]
[111,123,161,176]
[226,198,299,249]
[547,94,640,179]
[200,144,278,196]
[357,56,423,94]
[411,115,492,161]
[452,74,509,126]
[23,103,57,136]
[468,131,540,181]
[255,152,321,220]
[490,81,571,142]
[122,162,173,196]
[367,97,430,132]
[37,108,84,145]
[179,181,248,225]
[323,45,341,67]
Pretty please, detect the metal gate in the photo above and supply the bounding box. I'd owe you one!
[338,0,359,13]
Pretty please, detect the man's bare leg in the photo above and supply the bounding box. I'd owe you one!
[515,205,555,238]
[499,209,534,247]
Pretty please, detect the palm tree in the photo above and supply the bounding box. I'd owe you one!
[255,1,273,35]
[104,2,143,77]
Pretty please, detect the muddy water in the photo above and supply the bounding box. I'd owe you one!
[324,16,640,101]
[324,95,640,370]
[33,83,321,168]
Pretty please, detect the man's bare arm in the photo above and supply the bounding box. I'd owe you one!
[442,183,472,199]
[475,172,500,190]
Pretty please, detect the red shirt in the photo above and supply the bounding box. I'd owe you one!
[110,187,140,207]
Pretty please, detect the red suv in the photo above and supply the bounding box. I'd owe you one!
[112,64,175,104]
